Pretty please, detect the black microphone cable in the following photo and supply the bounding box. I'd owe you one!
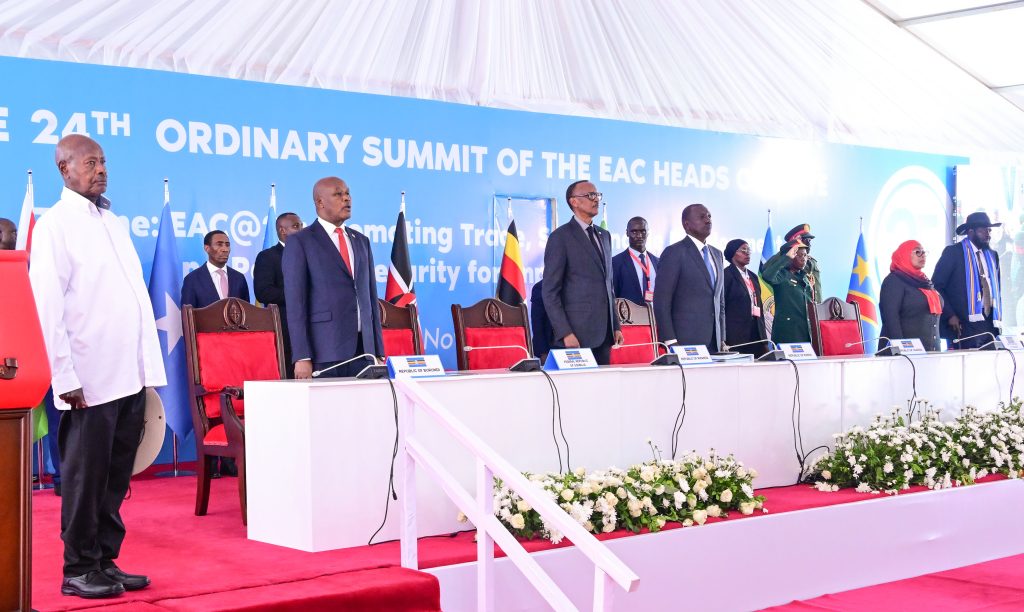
[539,369,570,473]
[785,358,828,484]
[669,360,688,460]
[1000,346,1017,404]
[898,353,918,421]
[368,376,401,546]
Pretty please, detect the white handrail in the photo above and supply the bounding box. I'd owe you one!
[394,375,639,610]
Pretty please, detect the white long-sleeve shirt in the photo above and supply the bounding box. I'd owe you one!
[29,187,166,410]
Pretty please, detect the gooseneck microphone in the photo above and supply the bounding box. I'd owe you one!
[463,344,541,372]
[724,338,784,361]
[953,332,1003,351]
[312,353,387,379]
[611,341,680,366]
[845,336,900,356]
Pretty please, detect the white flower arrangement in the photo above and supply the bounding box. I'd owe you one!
[810,399,1024,494]
[487,448,766,542]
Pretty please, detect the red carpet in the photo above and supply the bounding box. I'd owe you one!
[30,468,1013,610]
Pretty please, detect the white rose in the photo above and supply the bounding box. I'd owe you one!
[682,518,694,527]
[706,504,722,518]
[574,466,586,477]
[739,501,755,515]
[821,470,831,480]
[584,521,595,532]
[687,494,698,509]
[516,500,531,513]
[602,522,615,533]
[654,484,665,495]
[719,489,733,503]
[616,487,628,499]
[561,489,574,501]
[510,513,526,530]
[692,509,708,525]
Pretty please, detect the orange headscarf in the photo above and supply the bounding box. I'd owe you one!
[890,240,942,315]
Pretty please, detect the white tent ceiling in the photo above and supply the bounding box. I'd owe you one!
[1,0,1022,159]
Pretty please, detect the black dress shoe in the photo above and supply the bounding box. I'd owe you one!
[102,566,151,591]
[61,571,125,598]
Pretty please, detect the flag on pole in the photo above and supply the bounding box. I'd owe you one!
[385,192,416,306]
[599,202,608,230]
[497,198,527,306]
[31,398,48,442]
[758,212,777,338]
[16,170,34,251]
[261,183,278,250]
[148,180,192,439]
[846,231,880,354]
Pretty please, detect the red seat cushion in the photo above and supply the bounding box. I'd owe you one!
[382,328,416,357]
[610,325,657,364]
[464,327,530,370]
[196,331,280,418]
[203,420,244,446]
[819,320,862,356]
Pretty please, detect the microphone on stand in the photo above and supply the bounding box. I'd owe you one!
[463,344,542,372]
[952,332,1003,351]
[312,353,388,379]
[724,339,785,361]
[845,336,900,356]
[611,341,680,366]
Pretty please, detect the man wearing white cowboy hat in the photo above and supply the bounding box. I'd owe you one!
[933,211,1003,349]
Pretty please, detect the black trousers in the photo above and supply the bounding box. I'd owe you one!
[58,388,145,577]
[957,315,1000,349]
[314,333,376,378]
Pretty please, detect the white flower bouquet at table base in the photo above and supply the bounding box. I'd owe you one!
[809,399,1024,495]
[477,450,766,543]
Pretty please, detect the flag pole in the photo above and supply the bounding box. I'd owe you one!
[401,191,406,214]
[507,196,513,221]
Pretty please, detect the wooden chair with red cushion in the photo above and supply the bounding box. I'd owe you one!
[808,297,864,356]
[451,298,534,370]
[181,297,285,525]
[378,299,424,357]
[609,298,661,365]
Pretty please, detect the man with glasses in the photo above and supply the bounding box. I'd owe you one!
[542,180,623,364]
[654,203,726,353]
[612,216,659,305]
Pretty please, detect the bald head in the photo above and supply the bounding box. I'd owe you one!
[0,218,16,250]
[56,134,107,201]
[312,177,352,225]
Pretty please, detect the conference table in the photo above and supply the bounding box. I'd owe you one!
[245,350,1021,552]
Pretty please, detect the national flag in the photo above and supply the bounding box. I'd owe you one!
[31,398,48,442]
[599,202,608,230]
[261,183,278,250]
[385,193,416,306]
[16,170,35,251]
[758,217,776,338]
[846,232,881,354]
[148,180,192,439]
[497,218,527,305]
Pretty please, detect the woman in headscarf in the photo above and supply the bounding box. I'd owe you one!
[722,239,767,356]
[879,240,943,351]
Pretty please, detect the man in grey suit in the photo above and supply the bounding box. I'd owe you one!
[654,203,726,353]
[542,180,624,364]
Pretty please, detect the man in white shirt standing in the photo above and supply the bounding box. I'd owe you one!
[30,134,166,599]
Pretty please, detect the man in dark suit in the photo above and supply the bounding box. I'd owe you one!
[542,180,623,365]
[933,211,1003,349]
[254,212,303,378]
[612,216,659,305]
[529,280,552,362]
[284,177,384,378]
[181,230,250,308]
[654,203,726,353]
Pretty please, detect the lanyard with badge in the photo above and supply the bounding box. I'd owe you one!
[628,250,654,302]
[741,272,761,317]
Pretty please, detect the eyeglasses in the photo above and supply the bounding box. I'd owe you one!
[736,248,752,254]
[571,192,603,202]
[912,249,927,256]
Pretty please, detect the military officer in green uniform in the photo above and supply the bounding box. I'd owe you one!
[761,237,815,344]
[784,224,821,303]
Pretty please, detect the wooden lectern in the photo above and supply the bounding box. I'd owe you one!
[0,250,51,611]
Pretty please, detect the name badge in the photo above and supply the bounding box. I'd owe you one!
[751,306,761,318]
[386,355,446,379]
[669,344,713,364]
[544,348,599,371]
[999,335,1024,351]
[780,342,817,361]
[644,290,654,302]
[893,338,927,354]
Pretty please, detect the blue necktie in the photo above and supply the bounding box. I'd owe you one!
[702,245,716,286]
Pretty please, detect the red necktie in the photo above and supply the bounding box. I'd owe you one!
[335,227,353,275]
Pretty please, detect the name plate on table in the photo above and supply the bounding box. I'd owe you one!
[893,338,927,354]
[998,335,1024,351]
[386,355,446,379]
[669,344,713,364]
[779,342,817,361]
[544,348,599,371]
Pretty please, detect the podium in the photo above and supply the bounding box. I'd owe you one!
[0,250,51,611]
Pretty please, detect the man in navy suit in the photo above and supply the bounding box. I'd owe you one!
[542,180,623,365]
[654,204,726,353]
[284,177,384,379]
[933,211,1003,349]
[254,212,303,378]
[181,230,250,308]
[612,216,659,305]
